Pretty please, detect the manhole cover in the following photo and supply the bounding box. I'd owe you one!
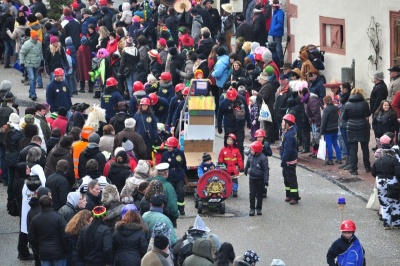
[333,176,362,183]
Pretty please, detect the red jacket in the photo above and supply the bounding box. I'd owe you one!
[51,115,69,136]
[218,145,244,176]
[392,90,400,118]
[103,157,137,177]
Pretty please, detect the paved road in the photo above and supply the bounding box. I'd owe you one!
[1,67,400,265]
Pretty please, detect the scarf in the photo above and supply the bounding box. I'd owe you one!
[64,15,75,22]
[278,84,289,96]
[376,110,394,124]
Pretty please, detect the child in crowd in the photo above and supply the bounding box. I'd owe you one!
[218,133,243,197]
[244,141,269,216]
[195,152,216,207]
[249,96,259,141]
[254,129,272,198]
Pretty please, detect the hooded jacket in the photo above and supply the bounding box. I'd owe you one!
[58,191,81,223]
[6,24,28,52]
[119,46,140,77]
[191,15,203,45]
[45,171,69,211]
[320,103,339,135]
[19,38,43,68]
[183,238,214,266]
[113,222,148,266]
[78,144,107,178]
[212,54,230,88]
[108,161,132,193]
[342,94,371,143]
[120,2,133,25]
[82,16,97,35]
[196,37,213,58]
[305,93,322,126]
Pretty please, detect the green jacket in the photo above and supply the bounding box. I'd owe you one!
[19,39,43,68]
[142,209,178,245]
[183,238,214,266]
[153,175,179,220]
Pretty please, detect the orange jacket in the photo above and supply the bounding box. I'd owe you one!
[218,145,243,176]
[72,141,89,179]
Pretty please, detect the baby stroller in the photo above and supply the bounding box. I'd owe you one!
[195,169,232,215]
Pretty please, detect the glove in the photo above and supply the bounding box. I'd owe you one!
[218,128,222,134]
[264,182,269,187]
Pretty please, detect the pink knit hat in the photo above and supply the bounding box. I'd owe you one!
[50,35,59,44]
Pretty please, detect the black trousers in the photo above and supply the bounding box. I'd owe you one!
[263,121,275,143]
[249,178,264,210]
[225,126,245,163]
[299,126,311,151]
[170,179,185,204]
[282,164,299,199]
[349,142,370,171]
[18,231,30,257]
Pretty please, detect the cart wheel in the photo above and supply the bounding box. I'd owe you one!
[198,201,203,214]
[219,202,225,214]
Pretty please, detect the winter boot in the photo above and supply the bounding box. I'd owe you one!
[249,209,255,216]
[342,164,352,170]
[178,206,185,215]
[93,91,101,98]
[232,190,238,197]
[338,156,349,169]
[289,191,300,205]
[256,209,262,215]
[285,190,291,202]
[88,81,94,92]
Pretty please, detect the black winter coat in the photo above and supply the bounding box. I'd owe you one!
[5,127,23,167]
[257,80,278,119]
[107,162,131,193]
[78,145,107,178]
[236,23,254,42]
[77,221,113,265]
[87,31,99,53]
[372,110,398,138]
[18,142,46,167]
[110,112,132,134]
[28,208,69,260]
[196,38,213,58]
[0,14,14,40]
[112,222,148,266]
[339,92,350,129]
[372,151,400,178]
[244,153,269,182]
[320,104,339,135]
[253,13,266,46]
[85,191,102,211]
[170,54,185,85]
[45,172,69,211]
[46,136,60,154]
[44,144,75,188]
[342,94,371,143]
[45,48,68,74]
[274,88,291,120]
[370,80,388,114]
[32,1,47,18]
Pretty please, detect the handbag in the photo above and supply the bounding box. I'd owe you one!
[13,59,24,73]
[387,182,400,199]
[366,187,380,210]
[258,100,273,122]
[317,135,326,160]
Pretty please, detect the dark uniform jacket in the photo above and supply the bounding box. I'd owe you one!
[161,148,187,181]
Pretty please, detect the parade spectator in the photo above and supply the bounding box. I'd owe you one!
[110,101,131,134]
[177,51,196,86]
[342,88,371,175]
[196,30,214,58]
[372,100,398,145]
[121,159,151,204]
[59,191,88,223]
[76,36,93,93]
[141,235,172,265]
[338,82,352,169]
[107,150,132,193]
[99,124,115,153]
[388,66,400,101]
[19,30,43,101]
[78,133,107,178]
[78,159,110,193]
[101,184,124,232]
[221,4,234,53]
[370,71,388,116]
[308,69,326,103]
[320,96,342,165]
[51,107,69,136]
[45,36,68,82]
[113,210,148,265]
[269,0,285,64]
[114,118,147,160]
[64,209,91,265]
[76,206,113,265]
[28,195,69,266]
[45,159,70,211]
[183,238,215,266]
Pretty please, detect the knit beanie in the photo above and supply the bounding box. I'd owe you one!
[262,49,272,63]
[264,65,274,76]
[81,36,88,45]
[135,160,150,175]
[50,35,59,44]
[9,113,20,124]
[24,114,35,124]
[88,133,100,144]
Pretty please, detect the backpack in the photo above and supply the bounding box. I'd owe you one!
[232,99,246,122]
[337,238,364,266]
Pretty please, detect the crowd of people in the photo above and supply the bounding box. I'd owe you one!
[0,0,399,265]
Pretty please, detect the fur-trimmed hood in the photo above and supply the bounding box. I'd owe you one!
[115,221,143,233]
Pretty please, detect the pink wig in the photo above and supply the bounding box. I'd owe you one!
[96,48,110,59]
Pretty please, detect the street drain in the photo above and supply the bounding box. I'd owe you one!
[333,176,362,183]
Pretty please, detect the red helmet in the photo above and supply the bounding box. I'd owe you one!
[133,81,144,92]
[140,98,150,105]
[175,83,185,93]
[250,141,263,153]
[160,72,172,81]
[165,137,178,147]
[226,88,238,100]
[182,87,190,96]
[227,133,236,141]
[254,129,266,138]
[283,114,295,124]
[106,77,118,87]
[149,93,159,105]
[53,68,65,76]
[340,220,356,232]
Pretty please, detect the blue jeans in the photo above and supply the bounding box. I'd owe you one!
[126,72,137,96]
[37,72,43,87]
[65,74,74,97]
[273,36,283,65]
[26,67,38,97]
[40,259,66,266]
[3,39,15,57]
[325,133,342,161]
[340,127,350,156]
